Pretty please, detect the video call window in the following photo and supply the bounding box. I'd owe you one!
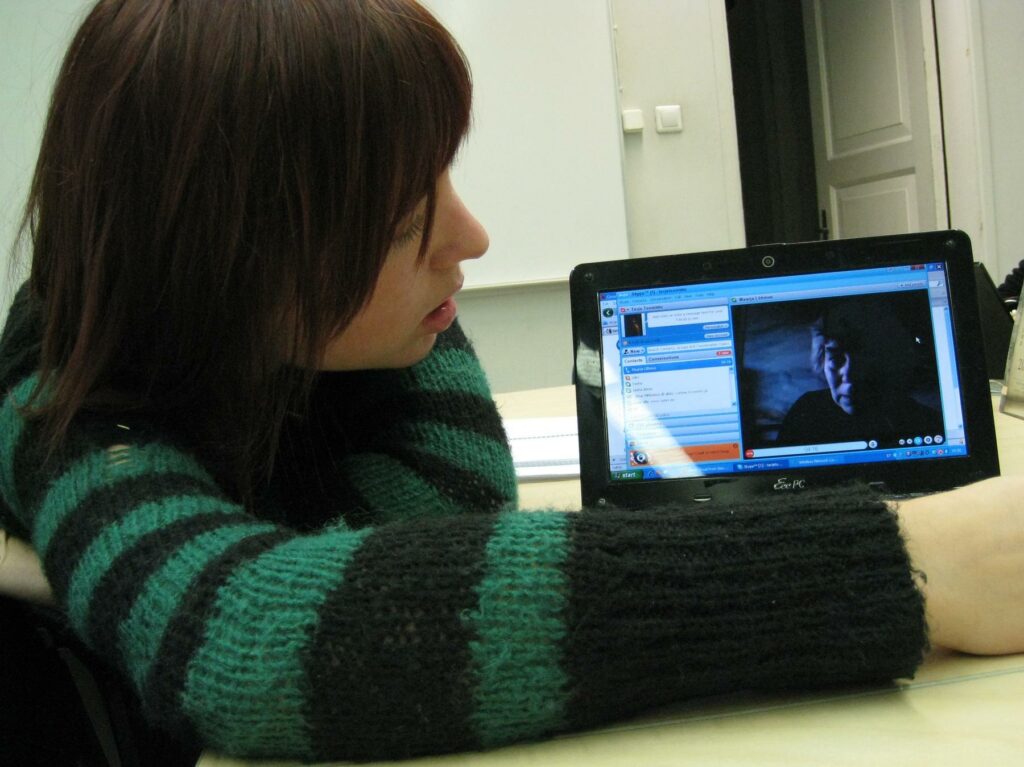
[733,291,944,452]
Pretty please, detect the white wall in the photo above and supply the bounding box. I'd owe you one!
[935,0,1024,283]
[0,1,90,316]
[457,281,574,393]
[611,0,746,259]
[976,0,1024,283]
[425,0,631,289]
[461,0,747,391]
[454,0,749,392]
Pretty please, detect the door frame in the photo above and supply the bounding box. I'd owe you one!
[932,0,998,276]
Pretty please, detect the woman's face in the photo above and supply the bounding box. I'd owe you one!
[318,170,488,370]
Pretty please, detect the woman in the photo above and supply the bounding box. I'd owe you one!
[1,0,1021,762]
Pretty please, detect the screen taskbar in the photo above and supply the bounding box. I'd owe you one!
[610,442,968,481]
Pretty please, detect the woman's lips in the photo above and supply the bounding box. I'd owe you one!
[422,296,458,333]
[422,276,463,333]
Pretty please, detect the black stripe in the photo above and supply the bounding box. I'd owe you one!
[0,387,36,538]
[256,460,380,531]
[435,318,472,352]
[13,411,196,520]
[0,285,43,392]
[84,511,256,655]
[559,509,692,729]
[43,473,223,604]
[322,479,378,529]
[260,405,384,532]
[12,418,70,521]
[389,445,512,513]
[14,417,106,516]
[560,505,830,726]
[317,379,507,450]
[313,320,503,449]
[559,498,926,731]
[302,514,498,761]
[387,391,508,444]
[142,529,292,738]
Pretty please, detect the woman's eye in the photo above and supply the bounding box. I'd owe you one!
[394,214,425,246]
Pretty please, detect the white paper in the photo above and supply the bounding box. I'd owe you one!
[503,416,580,480]
[1000,316,1024,419]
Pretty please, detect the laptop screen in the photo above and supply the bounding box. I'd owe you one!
[571,231,999,507]
[599,262,961,482]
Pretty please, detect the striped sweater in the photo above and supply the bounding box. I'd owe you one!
[0,287,927,762]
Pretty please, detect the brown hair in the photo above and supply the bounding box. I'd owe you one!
[19,0,472,498]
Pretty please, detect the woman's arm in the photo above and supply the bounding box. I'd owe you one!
[0,391,928,762]
[8,476,1022,659]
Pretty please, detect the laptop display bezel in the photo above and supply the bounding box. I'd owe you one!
[570,230,999,508]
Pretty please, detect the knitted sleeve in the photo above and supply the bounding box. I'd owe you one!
[301,321,519,526]
[0,355,928,764]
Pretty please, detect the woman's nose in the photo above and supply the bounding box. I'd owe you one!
[431,173,488,267]
[450,195,489,264]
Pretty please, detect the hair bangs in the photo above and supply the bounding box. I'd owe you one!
[292,0,473,357]
[368,0,473,252]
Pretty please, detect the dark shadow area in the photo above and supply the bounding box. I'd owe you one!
[726,0,819,245]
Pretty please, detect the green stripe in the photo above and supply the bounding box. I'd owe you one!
[0,374,39,516]
[401,421,516,498]
[32,442,213,558]
[342,452,460,521]
[464,511,572,746]
[119,522,276,692]
[65,495,239,635]
[183,527,372,759]
[415,348,492,398]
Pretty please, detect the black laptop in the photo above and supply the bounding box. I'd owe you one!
[570,230,999,508]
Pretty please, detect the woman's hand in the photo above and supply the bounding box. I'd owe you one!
[896,475,1024,655]
[0,530,54,605]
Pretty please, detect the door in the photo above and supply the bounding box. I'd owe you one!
[803,0,947,239]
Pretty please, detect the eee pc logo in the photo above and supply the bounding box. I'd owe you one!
[773,477,807,491]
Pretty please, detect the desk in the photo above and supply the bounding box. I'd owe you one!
[201,388,1024,767]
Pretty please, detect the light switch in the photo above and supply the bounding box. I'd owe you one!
[655,104,682,133]
[621,108,644,133]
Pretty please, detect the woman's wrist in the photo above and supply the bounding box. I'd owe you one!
[893,495,949,649]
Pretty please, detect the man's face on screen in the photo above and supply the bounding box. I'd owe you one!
[823,339,857,414]
[822,335,893,416]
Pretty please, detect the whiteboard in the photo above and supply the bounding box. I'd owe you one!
[425,0,630,288]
